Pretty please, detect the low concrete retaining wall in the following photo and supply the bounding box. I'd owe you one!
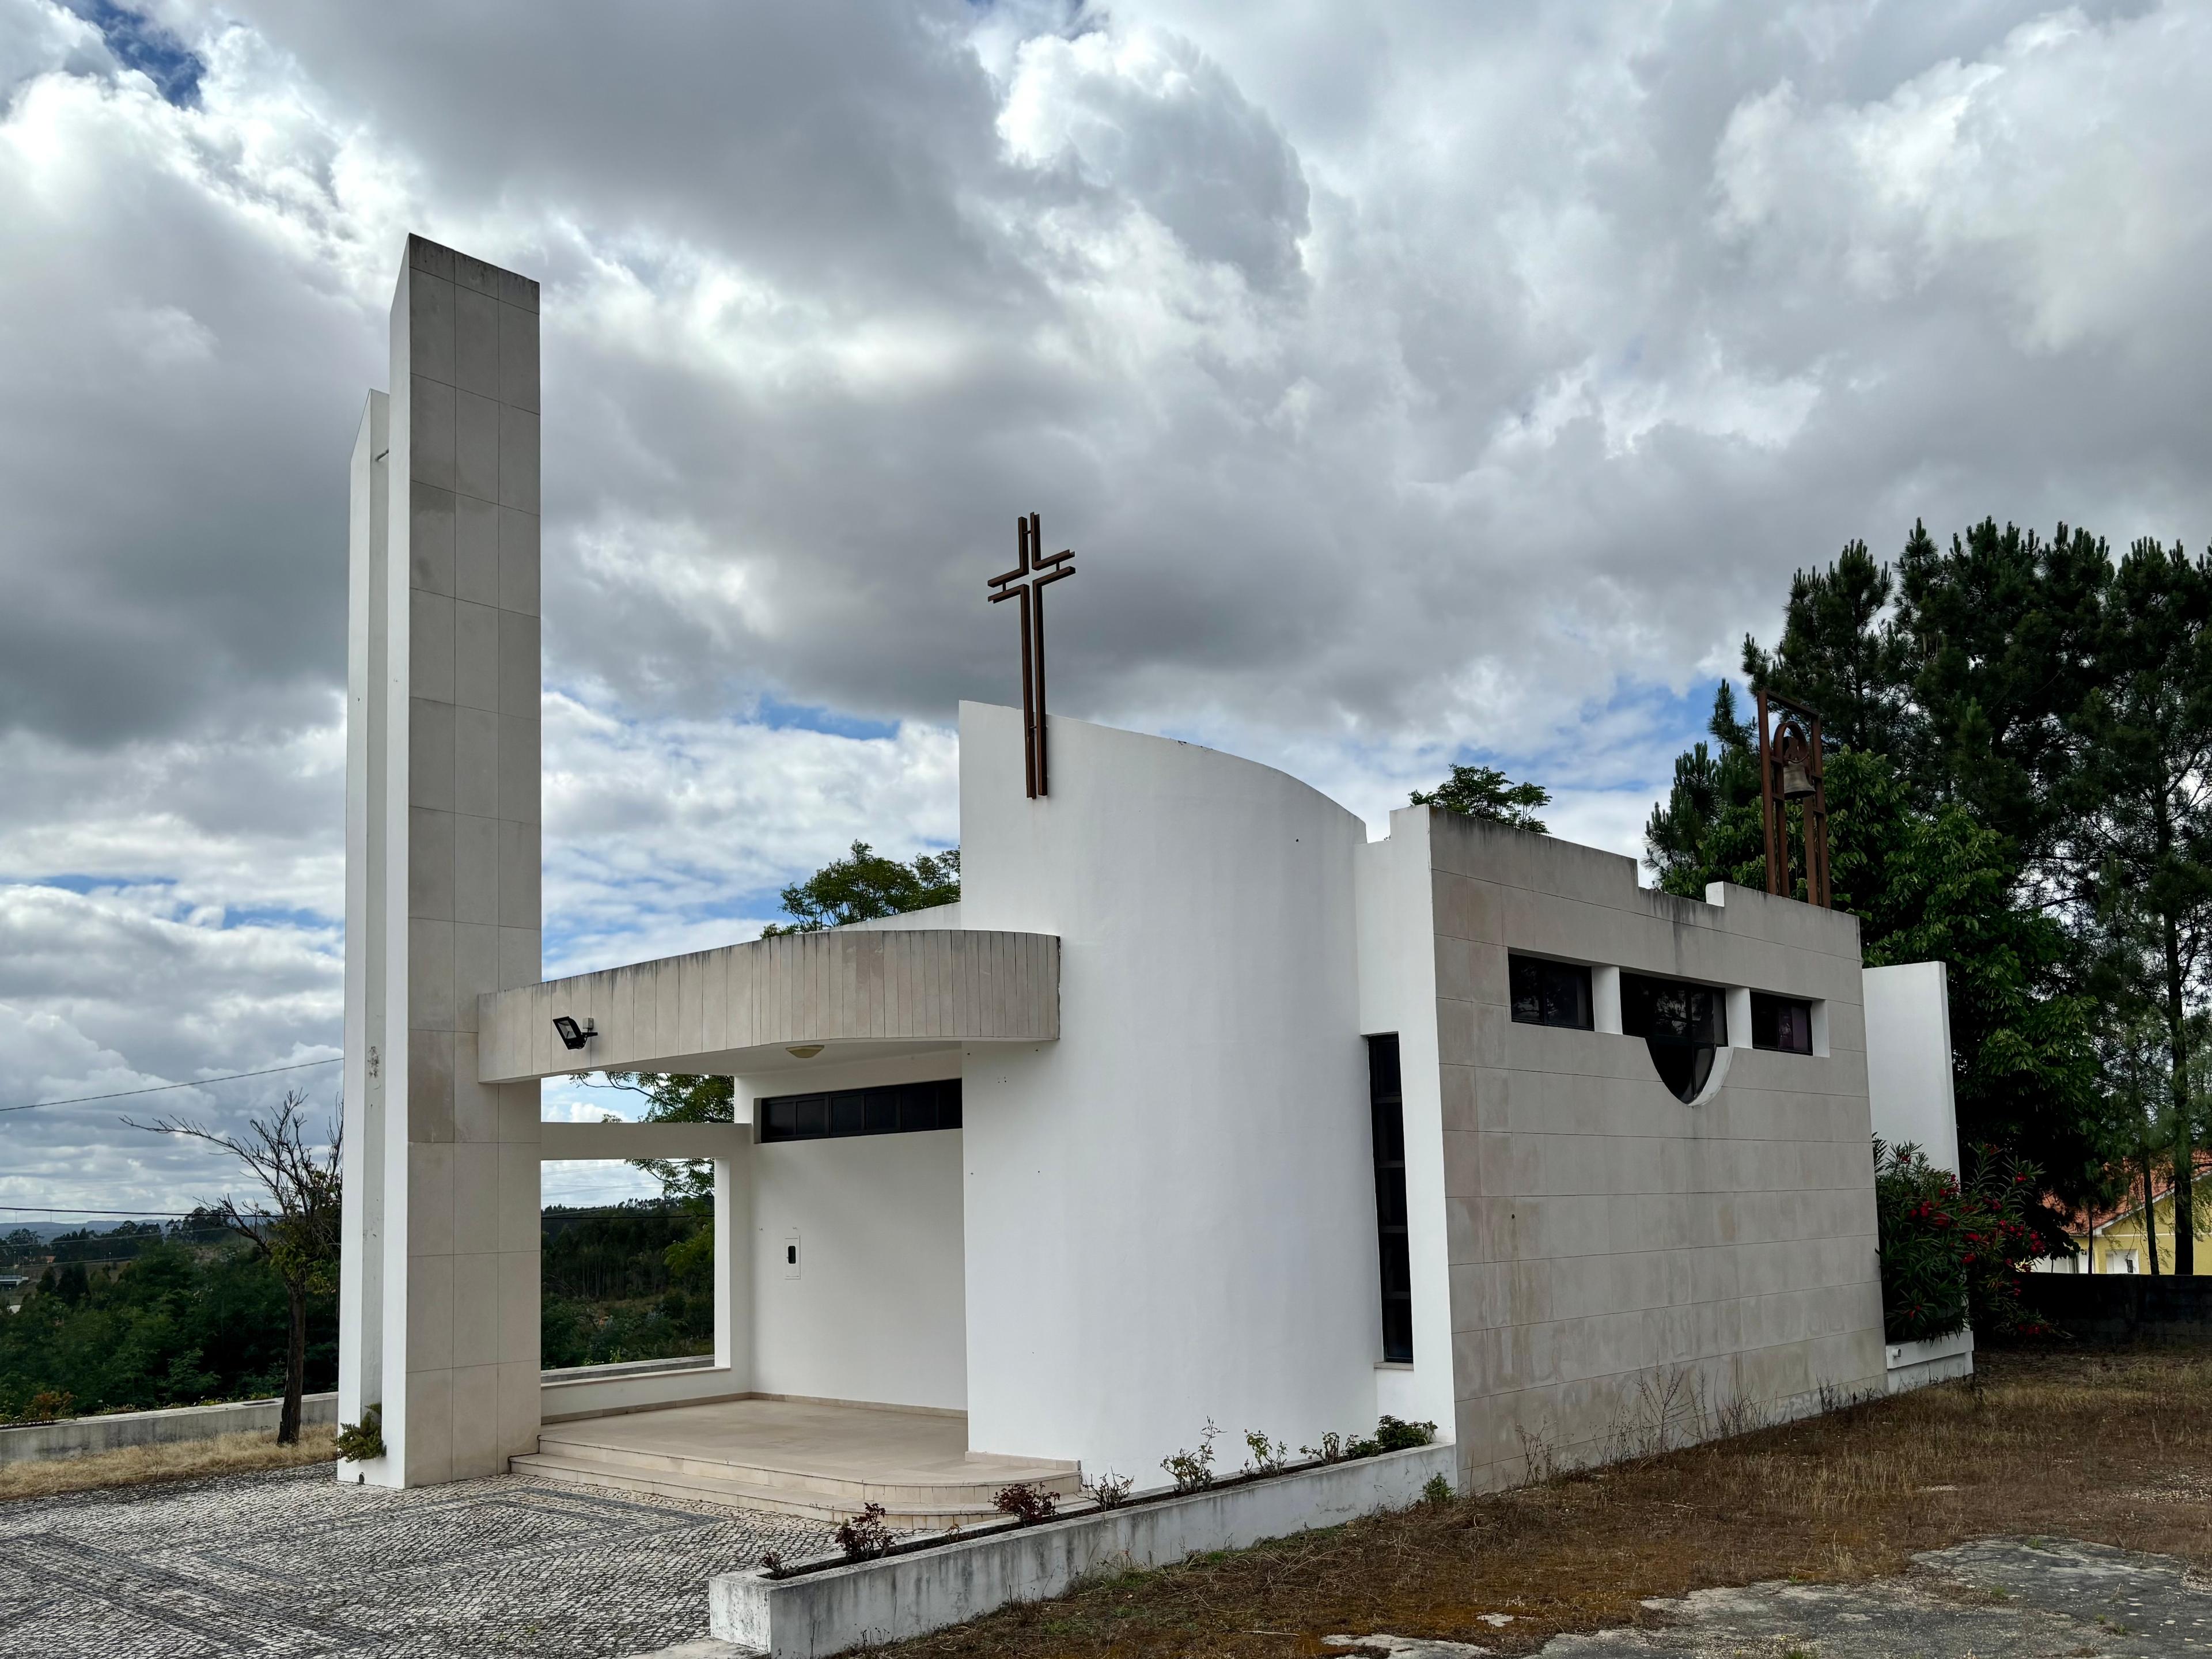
[2013,1273,2212,1342]
[709,1441,1455,1659]
[540,1356,734,1422]
[1885,1328,1974,1393]
[0,1391,338,1465]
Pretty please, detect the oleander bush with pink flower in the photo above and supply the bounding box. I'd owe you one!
[1874,1137,2054,1343]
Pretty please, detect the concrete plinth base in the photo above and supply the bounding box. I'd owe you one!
[1886,1328,1974,1393]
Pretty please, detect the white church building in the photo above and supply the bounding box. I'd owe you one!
[339,237,1957,1517]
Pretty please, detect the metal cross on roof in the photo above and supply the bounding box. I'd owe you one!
[986,512,1075,798]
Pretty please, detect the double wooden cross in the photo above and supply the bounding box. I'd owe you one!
[986,513,1076,798]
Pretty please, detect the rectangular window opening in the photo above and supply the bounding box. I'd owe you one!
[1750,992,1816,1055]
[757,1078,961,1143]
[1619,973,1727,1046]
[1509,955,1594,1030]
[1366,1034,1413,1365]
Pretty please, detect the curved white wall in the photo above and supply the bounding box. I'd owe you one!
[957,704,1380,1482]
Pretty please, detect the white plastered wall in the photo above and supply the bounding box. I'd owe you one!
[957,703,1381,1480]
[1353,812,1455,1434]
[734,1054,968,1412]
[1863,962,1960,1175]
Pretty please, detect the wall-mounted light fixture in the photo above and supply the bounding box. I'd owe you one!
[553,1016,597,1052]
[786,1044,824,1059]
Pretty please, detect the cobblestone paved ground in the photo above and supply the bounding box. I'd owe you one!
[0,1461,833,1658]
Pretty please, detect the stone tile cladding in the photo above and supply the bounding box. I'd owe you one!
[390,234,546,1484]
[1428,816,1886,1491]
[0,1464,831,1658]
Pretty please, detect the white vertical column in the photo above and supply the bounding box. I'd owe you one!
[1591,965,1622,1035]
[713,1143,754,1385]
[1725,985,1754,1049]
[339,391,391,1469]
[366,234,545,1487]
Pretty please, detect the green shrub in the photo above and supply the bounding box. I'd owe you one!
[1372,1414,1437,1452]
[1875,1140,1969,1342]
[335,1405,385,1462]
[1162,1419,1220,1491]
[1874,1138,2053,1343]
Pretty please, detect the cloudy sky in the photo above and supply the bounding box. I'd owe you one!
[2,0,2205,1218]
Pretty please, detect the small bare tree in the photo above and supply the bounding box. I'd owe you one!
[132,1089,341,1444]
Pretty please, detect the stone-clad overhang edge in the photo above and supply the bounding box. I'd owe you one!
[476,928,1059,1083]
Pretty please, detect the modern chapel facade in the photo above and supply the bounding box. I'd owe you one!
[341,238,1930,1497]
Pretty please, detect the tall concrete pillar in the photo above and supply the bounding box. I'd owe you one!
[342,235,544,1486]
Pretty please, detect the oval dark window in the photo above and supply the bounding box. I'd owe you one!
[1620,973,1727,1103]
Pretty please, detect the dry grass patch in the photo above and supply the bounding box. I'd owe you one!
[0,1425,335,1501]
[889,1346,2212,1658]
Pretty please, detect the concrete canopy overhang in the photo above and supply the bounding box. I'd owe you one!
[476,927,1058,1084]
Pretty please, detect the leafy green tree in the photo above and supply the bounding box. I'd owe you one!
[1741,539,1915,756]
[2069,540,2212,1270]
[537,1200,713,1369]
[2102,1010,2182,1273]
[759,842,960,935]
[130,1090,342,1442]
[1835,759,2105,1229]
[1896,518,2112,867]
[1644,523,2120,1234]
[1410,764,1551,832]
[589,1071,733,1205]
[0,1236,337,1420]
[1644,683,1760,895]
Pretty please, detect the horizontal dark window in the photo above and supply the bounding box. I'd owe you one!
[758,1078,961,1143]
[1752,993,1815,1055]
[1510,955,1593,1030]
[1620,974,1726,1046]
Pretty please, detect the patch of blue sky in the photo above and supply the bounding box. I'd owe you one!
[1406,679,1728,795]
[748,696,900,743]
[9,873,130,896]
[541,880,789,964]
[218,904,340,933]
[65,0,203,107]
[5,877,335,933]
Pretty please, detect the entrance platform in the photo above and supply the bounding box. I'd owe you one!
[512,1396,1081,1527]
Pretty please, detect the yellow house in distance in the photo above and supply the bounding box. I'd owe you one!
[2041,1157,2212,1275]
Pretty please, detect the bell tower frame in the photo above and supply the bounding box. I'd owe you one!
[1755,688,1831,908]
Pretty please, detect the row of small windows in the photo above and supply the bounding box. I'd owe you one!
[756,1078,963,1143]
[1509,956,1814,1050]
[1509,954,1815,1102]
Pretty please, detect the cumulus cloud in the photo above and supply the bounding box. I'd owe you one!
[2,0,2207,1209]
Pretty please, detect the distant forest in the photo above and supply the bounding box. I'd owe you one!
[0,1202,710,1422]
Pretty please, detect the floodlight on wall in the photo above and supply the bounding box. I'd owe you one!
[786,1044,824,1059]
[552,1016,597,1051]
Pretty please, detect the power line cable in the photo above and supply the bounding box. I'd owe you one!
[1,1196,685,1220]
[1,1057,342,1115]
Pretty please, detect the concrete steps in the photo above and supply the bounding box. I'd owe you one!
[511,1411,1081,1528]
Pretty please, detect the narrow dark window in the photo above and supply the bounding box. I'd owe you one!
[1509,955,1594,1030]
[1751,993,1815,1055]
[1620,974,1726,1103]
[758,1078,961,1143]
[1366,1034,1413,1363]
